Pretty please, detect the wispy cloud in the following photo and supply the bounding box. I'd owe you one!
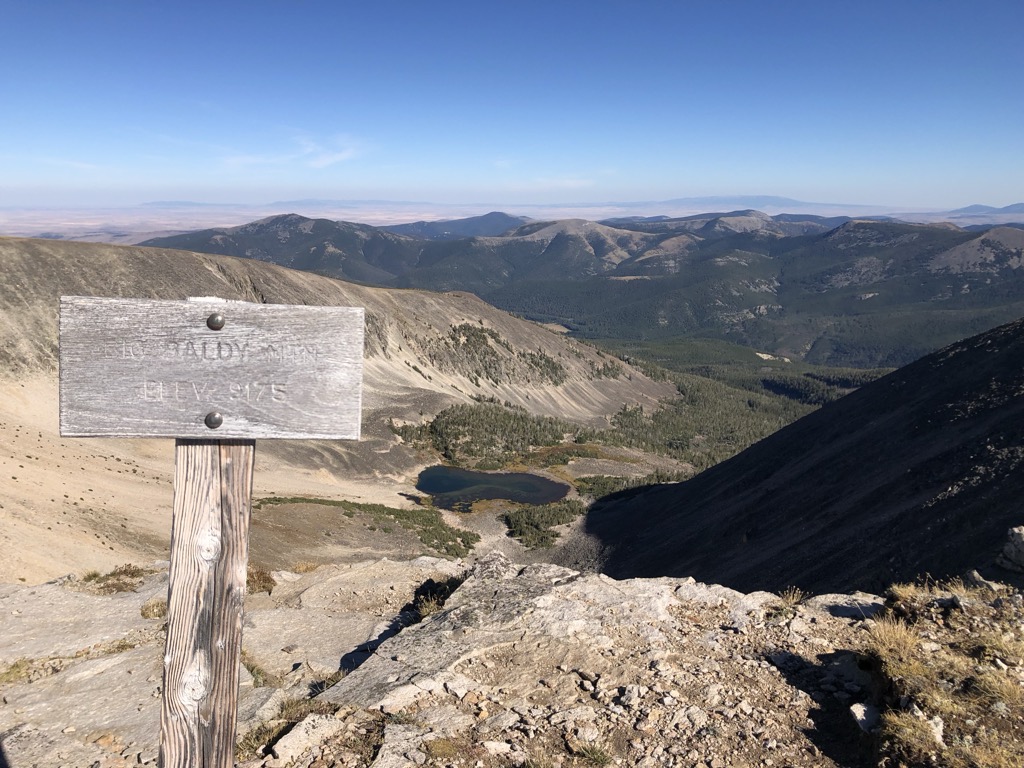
[295,136,359,168]
[222,134,363,170]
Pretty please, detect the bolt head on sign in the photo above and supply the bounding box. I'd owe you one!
[59,296,364,439]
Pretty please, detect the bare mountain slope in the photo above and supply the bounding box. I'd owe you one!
[585,316,1024,594]
[928,226,1024,274]
[0,237,674,582]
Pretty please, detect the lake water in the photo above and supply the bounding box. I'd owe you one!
[415,465,569,511]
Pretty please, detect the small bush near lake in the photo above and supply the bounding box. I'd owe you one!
[574,470,689,499]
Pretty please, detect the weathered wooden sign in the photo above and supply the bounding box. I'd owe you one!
[58,295,365,768]
[59,296,363,439]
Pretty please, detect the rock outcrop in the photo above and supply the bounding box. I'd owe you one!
[998,526,1024,572]
[1,553,889,768]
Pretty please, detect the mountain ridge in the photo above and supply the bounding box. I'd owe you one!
[140,212,1024,367]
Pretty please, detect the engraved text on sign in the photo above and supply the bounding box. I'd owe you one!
[59,296,364,439]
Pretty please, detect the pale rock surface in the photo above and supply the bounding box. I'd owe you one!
[0,573,165,665]
[0,558,463,766]
[804,592,886,619]
[1,553,884,767]
[310,552,878,767]
[245,557,466,686]
[264,713,347,767]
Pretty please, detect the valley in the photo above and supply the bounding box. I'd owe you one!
[0,235,672,583]
[2,218,1022,590]
[1,226,1023,768]
[0,228,883,585]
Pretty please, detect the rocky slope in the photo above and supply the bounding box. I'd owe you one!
[5,553,1019,768]
[0,237,674,583]
[585,316,1024,594]
[0,552,889,768]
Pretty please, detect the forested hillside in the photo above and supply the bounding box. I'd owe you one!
[142,213,1024,368]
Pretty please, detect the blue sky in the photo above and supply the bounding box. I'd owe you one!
[2,0,1022,210]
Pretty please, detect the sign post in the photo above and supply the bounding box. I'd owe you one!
[59,296,364,768]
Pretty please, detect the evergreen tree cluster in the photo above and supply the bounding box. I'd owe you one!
[392,402,589,467]
[502,499,588,548]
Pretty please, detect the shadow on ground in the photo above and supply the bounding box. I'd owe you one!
[768,648,879,767]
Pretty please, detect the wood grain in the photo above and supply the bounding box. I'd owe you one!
[59,296,363,439]
[160,439,255,768]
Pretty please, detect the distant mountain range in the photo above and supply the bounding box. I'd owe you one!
[950,203,1024,215]
[141,210,1024,368]
[135,195,1024,221]
[585,314,1024,593]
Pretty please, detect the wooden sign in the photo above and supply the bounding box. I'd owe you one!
[59,296,363,439]
[58,295,365,768]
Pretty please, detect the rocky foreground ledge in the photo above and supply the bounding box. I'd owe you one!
[1,552,906,768]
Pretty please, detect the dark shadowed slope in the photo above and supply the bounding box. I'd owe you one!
[586,316,1024,594]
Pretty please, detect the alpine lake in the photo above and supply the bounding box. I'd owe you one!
[415,465,569,511]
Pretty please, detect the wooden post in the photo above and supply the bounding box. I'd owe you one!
[58,296,363,768]
[160,439,254,767]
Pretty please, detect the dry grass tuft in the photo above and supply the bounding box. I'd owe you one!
[81,563,154,594]
[969,670,1023,706]
[866,614,920,663]
[779,585,806,606]
[140,597,167,619]
[246,564,276,595]
[241,650,281,688]
[235,697,339,759]
[573,742,614,766]
[887,580,928,604]
[405,572,467,624]
[867,580,1024,768]
[767,585,807,619]
[879,710,945,764]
